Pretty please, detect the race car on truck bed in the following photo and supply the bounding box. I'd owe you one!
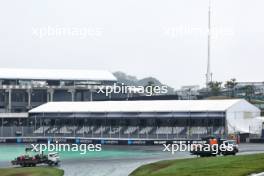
[11,146,60,167]
[190,137,239,157]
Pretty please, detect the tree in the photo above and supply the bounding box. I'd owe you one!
[224,78,237,97]
[208,81,222,96]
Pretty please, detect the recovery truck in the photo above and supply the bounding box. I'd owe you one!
[190,137,239,157]
[11,146,60,167]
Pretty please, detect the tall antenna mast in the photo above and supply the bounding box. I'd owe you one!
[206,0,212,88]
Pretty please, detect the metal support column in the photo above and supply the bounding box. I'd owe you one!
[68,89,75,102]
[27,89,32,109]
[90,89,93,101]
[83,124,85,137]
[110,125,112,138]
[48,88,54,102]
[1,118,3,137]
[8,89,12,112]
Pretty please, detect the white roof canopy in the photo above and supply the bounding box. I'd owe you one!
[29,99,247,113]
[0,68,116,81]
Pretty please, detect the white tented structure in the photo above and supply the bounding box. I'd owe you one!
[223,100,261,134]
[27,99,262,139]
[0,68,116,81]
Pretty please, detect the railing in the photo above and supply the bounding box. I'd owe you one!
[0,126,227,140]
[0,84,112,90]
[0,113,28,118]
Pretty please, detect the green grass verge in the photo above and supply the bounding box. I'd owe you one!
[0,167,64,176]
[130,153,264,176]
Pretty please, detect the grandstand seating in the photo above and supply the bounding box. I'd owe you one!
[94,126,107,134]
[30,125,225,139]
[47,127,58,134]
[156,127,172,134]
[172,127,185,134]
[58,126,72,134]
[124,126,138,134]
[214,127,224,135]
[76,126,94,134]
[191,127,207,135]
[139,127,153,134]
[109,127,122,135]
[33,126,49,134]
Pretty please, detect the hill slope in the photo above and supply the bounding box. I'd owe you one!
[113,71,175,94]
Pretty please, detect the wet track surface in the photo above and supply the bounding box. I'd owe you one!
[0,144,263,176]
[60,145,192,176]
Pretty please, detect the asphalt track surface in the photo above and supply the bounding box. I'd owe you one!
[0,143,263,176]
[60,144,264,176]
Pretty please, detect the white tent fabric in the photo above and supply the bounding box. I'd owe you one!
[0,68,116,81]
[29,99,262,135]
[225,100,261,134]
[30,99,245,113]
[249,117,264,134]
[227,117,263,135]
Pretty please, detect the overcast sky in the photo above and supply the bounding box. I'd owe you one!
[0,0,263,89]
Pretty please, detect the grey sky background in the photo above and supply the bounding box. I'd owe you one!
[0,0,263,89]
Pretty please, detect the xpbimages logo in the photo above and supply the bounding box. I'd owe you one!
[97,83,168,96]
[163,141,234,155]
[31,142,102,155]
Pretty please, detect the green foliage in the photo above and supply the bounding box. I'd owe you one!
[208,81,222,96]
[224,78,237,97]
[0,167,64,176]
[224,78,237,89]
